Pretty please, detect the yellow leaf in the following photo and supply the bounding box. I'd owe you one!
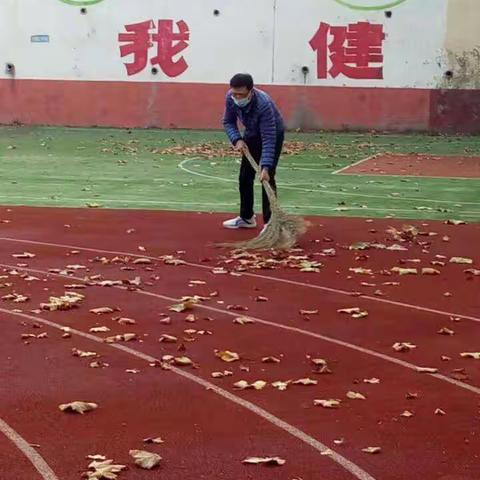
[437,327,454,336]
[392,342,417,352]
[272,381,290,391]
[362,447,381,454]
[435,408,446,415]
[460,352,480,360]
[449,257,473,264]
[233,316,255,325]
[400,410,414,418]
[293,378,317,386]
[262,356,281,363]
[59,401,98,414]
[216,350,240,363]
[132,258,152,265]
[422,268,440,275]
[314,399,341,408]
[338,307,361,314]
[363,378,380,384]
[129,450,161,470]
[173,356,193,366]
[349,267,373,275]
[391,267,418,275]
[233,380,266,390]
[242,456,285,466]
[346,391,366,400]
[89,326,110,333]
[159,334,177,343]
[86,459,127,479]
[72,348,98,358]
[90,307,114,315]
[117,317,136,325]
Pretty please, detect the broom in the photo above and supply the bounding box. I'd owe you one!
[216,147,308,250]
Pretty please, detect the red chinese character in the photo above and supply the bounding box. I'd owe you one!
[118,20,154,76]
[310,21,385,80]
[151,20,190,78]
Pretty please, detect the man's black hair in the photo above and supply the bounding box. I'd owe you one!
[230,73,254,90]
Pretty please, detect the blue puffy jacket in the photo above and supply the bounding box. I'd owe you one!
[223,88,285,168]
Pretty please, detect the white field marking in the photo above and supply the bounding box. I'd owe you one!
[1,261,479,397]
[0,237,479,325]
[0,418,59,480]
[179,159,480,206]
[331,155,380,175]
[0,308,376,480]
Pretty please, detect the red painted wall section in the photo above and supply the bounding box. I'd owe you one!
[0,78,475,133]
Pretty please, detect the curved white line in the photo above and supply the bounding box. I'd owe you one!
[0,418,59,480]
[0,236,478,324]
[179,158,480,206]
[0,308,375,480]
[1,262,479,397]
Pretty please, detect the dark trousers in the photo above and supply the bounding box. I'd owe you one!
[239,132,284,224]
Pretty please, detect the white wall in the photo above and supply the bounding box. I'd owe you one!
[0,0,449,87]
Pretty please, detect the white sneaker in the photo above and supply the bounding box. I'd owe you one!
[223,216,257,229]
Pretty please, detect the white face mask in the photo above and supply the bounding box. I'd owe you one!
[233,92,252,108]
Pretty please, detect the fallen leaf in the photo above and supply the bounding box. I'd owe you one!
[391,267,418,275]
[422,268,440,275]
[460,352,480,360]
[216,350,240,362]
[272,381,290,391]
[12,252,35,259]
[133,258,152,265]
[173,356,193,366]
[445,219,465,225]
[349,267,373,275]
[234,380,267,390]
[465,268,480,276]
[86,455,107,461]
[406,392,418,400]
[72,348,97,358]
[314,399,341,408]
[126,369,140,374]
[437,327,454,336]
[441,355,451,361]
[300,309,319,315]
[338,307,361,314]
[346,391,366,400]
[242,456,285,466]
[363,378,380,384]
[129,450,161,470]
[143,437,164,444]
[86,458,127,479]
[40,292,84,311]
[362,447,381,454]
[104,333,137,343]
[292,378,317,386]
[90,307,114,315]
[435,408,446,415]
[89,326,110,333]
[117,317,136,325]
[159,334,177,343]
[392,342,417,352]
[255,296,268,302]
[262,356,281,363]
[449,257,473,264]
[333,438,345,445]
[169,299,195,313]
[400,410,414,418]
[416,366,438,373]
[59,401,98,414]
[233,316,255,325]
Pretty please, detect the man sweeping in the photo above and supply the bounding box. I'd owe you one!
[222,73,285,231]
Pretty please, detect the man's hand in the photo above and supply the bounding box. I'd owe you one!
[259,168,270,183]
[235,140,247,152]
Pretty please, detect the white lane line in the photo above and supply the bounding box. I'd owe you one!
[0,418,59,480]
[179,158,480,206]
[0,308,376,480]
[1,262,479,397]
[0,236,478,324]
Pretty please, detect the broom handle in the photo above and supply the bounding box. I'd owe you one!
[243,148,278,206]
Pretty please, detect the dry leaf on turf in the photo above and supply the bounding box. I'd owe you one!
[422,268,440,275]
[262,356,281,363]
[89,326,110,333]
[90,307,114,315]
[293,378,317,386]
[314,399,341,408]
[173,356,193,366]
[242,456,285,466]
[129,450,161,470]
[391,267,418,275]
[159,334,177,343]
[272,381,290,391]
[59,401,98,414]
[86,459,127,479]
[362,447,381,454]
[41,292,84,311]
[416,367,438,373]
[392,342,417,352]
[449,257,473,265]
[437,327,454,336]
[460,352,480,360]
[346,391,366,400]
[233,316,255,325]
[143,437,164,444]
[234,380,267,390]
[216,350,240,362]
